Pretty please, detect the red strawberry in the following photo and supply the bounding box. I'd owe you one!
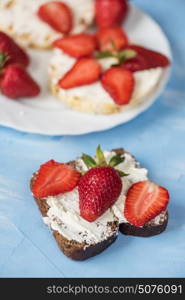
[95,0,129,28]
[32,160,81,199]
[38,1,73,34]
[122,54,148,72]
[54,34,97,58]
[78,166,122,222]
[122,45,170,71]
[0,64,40,99]
[124,180,170,227]
[101,67,135,105]
[0,31,29,67]
[59,58,101,89]
[97,26,128,52]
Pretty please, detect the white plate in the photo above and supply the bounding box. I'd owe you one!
[0,4,172,135]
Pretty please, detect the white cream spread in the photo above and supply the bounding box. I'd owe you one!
[49,48,164,106]
[43,151,164,245]
[0,0,94,47]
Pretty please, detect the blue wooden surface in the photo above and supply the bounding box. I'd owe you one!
[0,0,185,277]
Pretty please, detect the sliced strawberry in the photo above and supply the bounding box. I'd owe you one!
[0,31,29,67]
[96,26,128,52]
[124,181,170,227]
[54,34,97,58]
[122,45,170,71]
[38,1,73,34]
[32,160,81,199]
[95,0,129,28]
[59,58,102,89]
[101,67,134,105]
[0,64,40,99]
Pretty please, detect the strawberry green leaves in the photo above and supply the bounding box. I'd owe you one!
[109,154,125,167]
[81,145,128,177]
[81,154,97,169]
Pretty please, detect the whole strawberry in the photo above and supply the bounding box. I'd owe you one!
[0,64,40,99]
[79,166,122,222]
[78,146,126,222]
[0,31,30,67]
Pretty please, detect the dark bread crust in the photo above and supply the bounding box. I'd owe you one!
[119,212,168,237]
[54,230,117,261]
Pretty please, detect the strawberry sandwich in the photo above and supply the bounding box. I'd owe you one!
[31,146,170,261]
[49,25,170,114]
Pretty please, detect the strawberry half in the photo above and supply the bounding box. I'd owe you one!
[79,166,122,222]
[32,160,81,199]
[59,58,102,89]
[122,45,170,71]
[0,31,29,67]
[95,0,129,28]
[38,1,73,34]
[97,26,128,52]
[0,64,40,99]
[101,67,135,105]
[54,34,97,58]
[124,181,170,227]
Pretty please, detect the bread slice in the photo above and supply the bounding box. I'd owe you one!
[49,49,165,114]
[0,0,94,49]
[30,148,168,260]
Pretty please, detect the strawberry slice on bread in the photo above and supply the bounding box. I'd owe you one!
[101,67,135,105]
[59,58,102,89]
[32,160,81,199]
[124,180,170,227]
[38,1,73,34]
[54,34,97,58]
[96,27,129,52]
[122,45,170,72]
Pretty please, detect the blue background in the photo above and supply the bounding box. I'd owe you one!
[0,0,185,277]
